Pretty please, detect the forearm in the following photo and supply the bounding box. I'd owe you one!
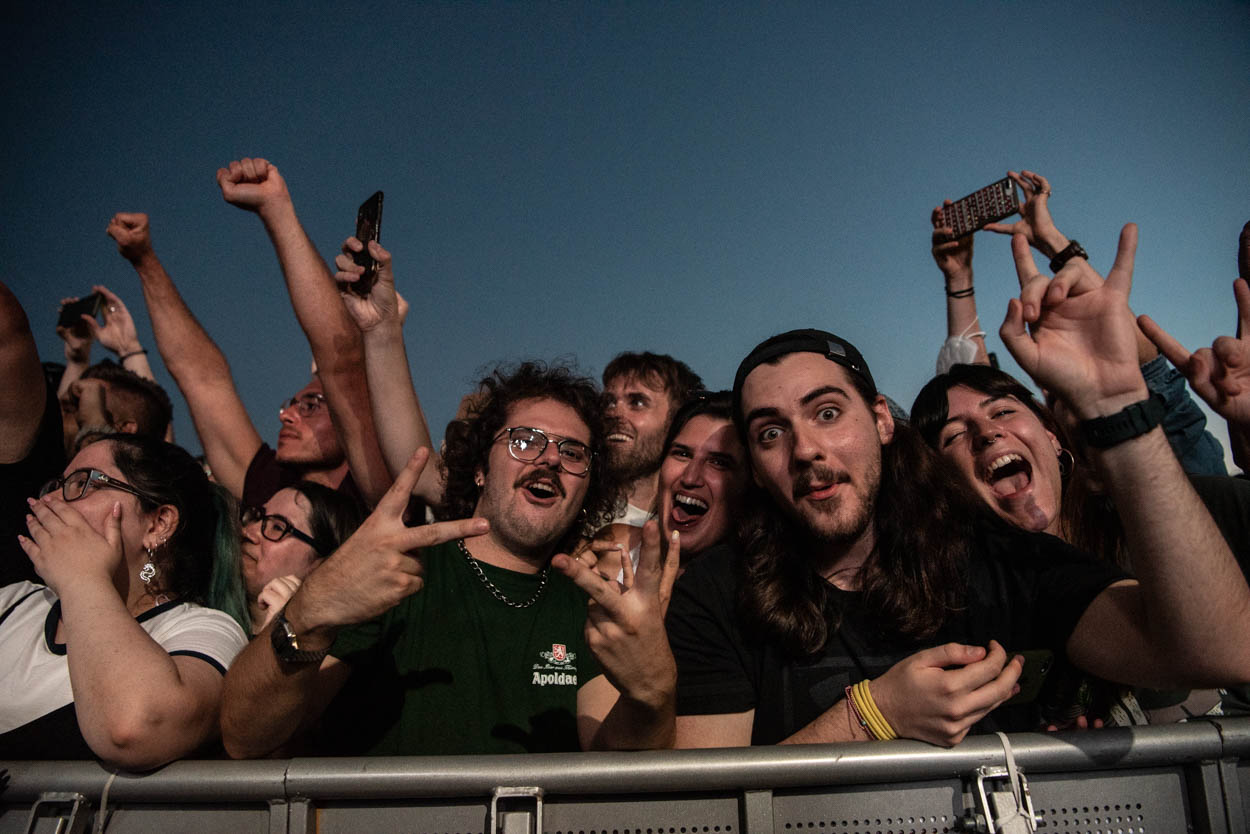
[119,350,157,383]
[780,697,872,744]
[1093,427,1250,679]
[0,281,47,462]
[57,359,88,401]
[363,324,444,503]
[221,619,338,758]
[942,267,989,367]
[258,203,393,505]
[129,252,233,384]
[59,580,211,767]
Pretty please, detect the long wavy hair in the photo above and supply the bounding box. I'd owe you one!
[735,371,995,657]
[438,361,624,552]
[910,364,1123,567]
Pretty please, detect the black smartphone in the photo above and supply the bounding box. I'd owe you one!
[57,292,104,329]
[1004,649,1053,706]
[348,190,384,297]
[940,176,1020,239]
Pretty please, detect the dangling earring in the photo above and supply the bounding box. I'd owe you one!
[474,473,484,488]
[139,547,157,584]
[1057,448,1075,479]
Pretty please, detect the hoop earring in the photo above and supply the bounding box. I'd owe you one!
[1057,448,1075,479]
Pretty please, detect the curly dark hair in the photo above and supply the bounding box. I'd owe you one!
[438,362,624,552]
[910,363,1121,567]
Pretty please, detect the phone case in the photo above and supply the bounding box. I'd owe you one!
[349,191,384,297]
[940,177,1020,239]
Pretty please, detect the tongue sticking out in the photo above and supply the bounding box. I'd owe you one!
[988,459,1031,497]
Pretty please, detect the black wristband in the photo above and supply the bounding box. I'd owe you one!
[946,286,975,299]
[119,348,147,361]
[1049,240,1089,274]
[1080,393,1166,449]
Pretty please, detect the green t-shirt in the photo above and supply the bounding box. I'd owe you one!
[324,540,600,755]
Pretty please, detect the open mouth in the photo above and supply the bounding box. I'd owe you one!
[984,453,1033,497]
[671,493,709,524]
[517,471,564,502]
[606,432,633,444]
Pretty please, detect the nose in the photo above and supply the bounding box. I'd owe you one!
[279,406,298,426]
[679,457,706,486]
[603,396,619,416]
[537,439,564,469]
[791,423,823,466]
[971,420,1002,450]
[240,518,261,544]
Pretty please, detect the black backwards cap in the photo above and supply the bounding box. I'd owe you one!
[731,329,877,429]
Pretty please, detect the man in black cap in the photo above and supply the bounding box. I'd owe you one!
[666,226,1250,747]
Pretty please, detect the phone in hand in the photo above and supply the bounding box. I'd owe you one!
[348,190,384,297]
[57,292,104,329]
[1003,648,1053,706]
[940,176,1020,239]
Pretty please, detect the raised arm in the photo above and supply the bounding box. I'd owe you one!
[335,237,444,505]
[930,202,989,370]
[216,158,390,506]
[1000,225,1250,687]
[221,450,488,758]
[88,285,158,382]
[108,213,261,498]
[0,282,51,463]
[1139,278,1250,472]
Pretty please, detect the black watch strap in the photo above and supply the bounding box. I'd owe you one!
[1080,393,1166,448]
[1049,240,1089,273]
[270,610,330,664]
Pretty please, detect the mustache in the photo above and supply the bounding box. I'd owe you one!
[514,467,566,497]
[792,465,848,501]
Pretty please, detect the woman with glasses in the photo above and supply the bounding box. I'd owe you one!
[240,482,365,635]
[0,434,248,769]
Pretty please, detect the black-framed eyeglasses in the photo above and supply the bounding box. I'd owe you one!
[278,393,326,418]
[494,426,593,475]
[39,468,157,504]
[240,505,323,554]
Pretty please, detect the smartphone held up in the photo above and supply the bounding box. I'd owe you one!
[345,190,384,298]
[939,176,1020,240]
[58,292,104,330]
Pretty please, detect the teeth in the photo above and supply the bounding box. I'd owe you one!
[675,494,708,511]
[985,453,1024,478]
[607,433,632,442]
[527,481,556,497]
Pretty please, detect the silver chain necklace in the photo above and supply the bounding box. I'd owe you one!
[456,539,550,609]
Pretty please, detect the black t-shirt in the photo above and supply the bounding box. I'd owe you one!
[666,528,1127,745]
[0,377,66,587]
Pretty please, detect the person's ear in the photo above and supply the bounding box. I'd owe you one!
[871,395,895,445]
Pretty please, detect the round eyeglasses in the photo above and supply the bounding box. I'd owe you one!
[494,426,593,475]
[279,392,326,418]
[39,468,157,504]
[239,505,323,555]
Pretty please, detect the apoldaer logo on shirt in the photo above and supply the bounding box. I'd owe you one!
[532,642,578,686]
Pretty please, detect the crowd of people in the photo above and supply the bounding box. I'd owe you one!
[1,158,1248,770]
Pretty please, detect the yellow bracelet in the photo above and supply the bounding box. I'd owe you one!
[853,680,898,741]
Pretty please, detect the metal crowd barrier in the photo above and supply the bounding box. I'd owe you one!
[3,716,1248,834]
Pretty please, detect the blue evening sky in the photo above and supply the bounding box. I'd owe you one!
[5,2,1247,469]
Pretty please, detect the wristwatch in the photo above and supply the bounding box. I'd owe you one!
[1049,240,1089,274]
[270,609,330,664]
[1080,393,1166,448]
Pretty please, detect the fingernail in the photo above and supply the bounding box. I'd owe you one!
[671,531,680,543]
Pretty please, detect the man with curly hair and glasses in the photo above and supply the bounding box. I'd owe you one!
[222,361,679,756]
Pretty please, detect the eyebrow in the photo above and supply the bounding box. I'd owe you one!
[744,385,850,426]
[941,395,1011,428]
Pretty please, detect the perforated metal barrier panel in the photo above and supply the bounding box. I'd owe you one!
[3,717,1248,834]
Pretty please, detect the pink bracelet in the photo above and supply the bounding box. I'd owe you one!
[844,684,874,739]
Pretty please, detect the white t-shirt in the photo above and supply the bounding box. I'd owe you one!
[0,581,247,750]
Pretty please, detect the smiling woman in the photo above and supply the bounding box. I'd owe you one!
[657,392,749,561]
